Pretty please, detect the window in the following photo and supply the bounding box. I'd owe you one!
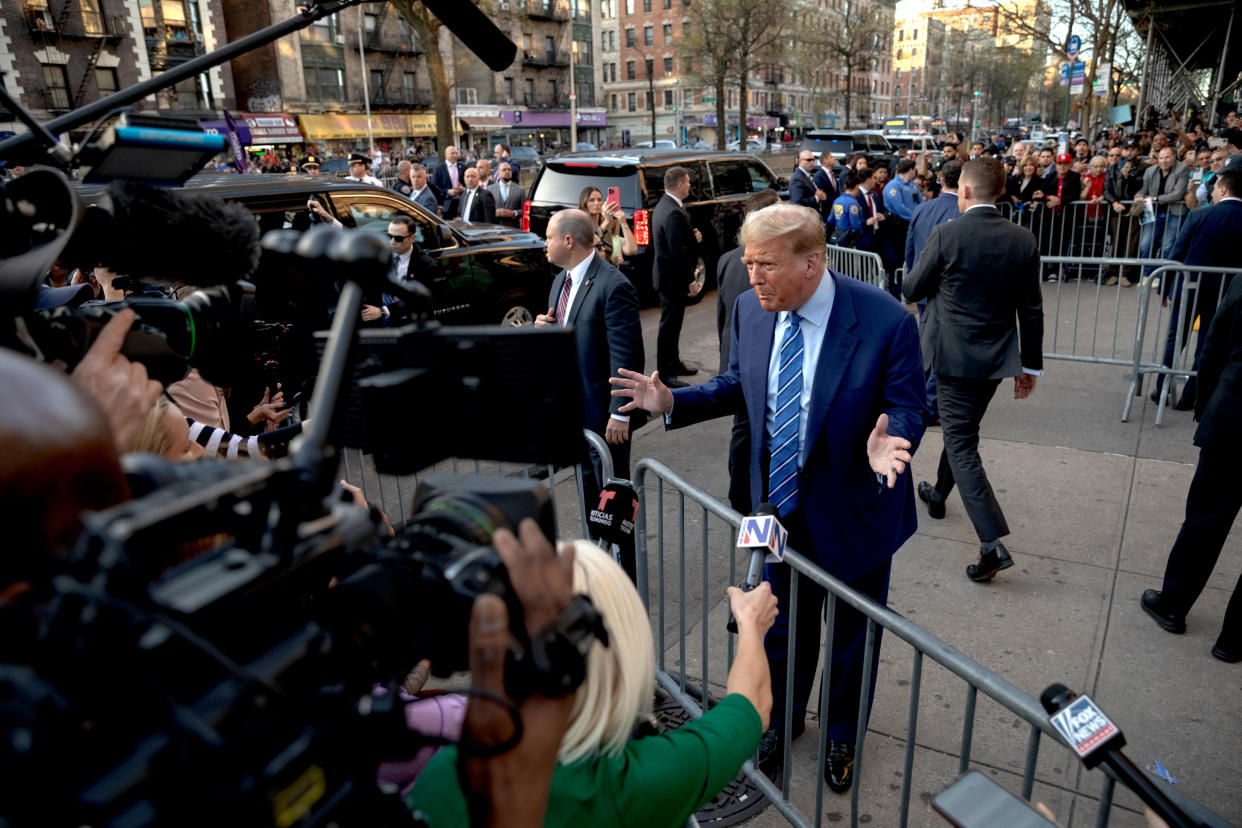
[81,0,103,34]
[304,66,345,101]
[364,11,377,31]
[611,93,618,110]
[305,12,338,42]
[627,92,636,111]
[161,0,190,40]
[682,19,690,38]
[626,59,635,79]
[525,78,534,100]
[42,64,70,109]
[545,35,555,60]
[503,76,513,100]
[625,27,634,48]
[663,23,672,42]
[643,0,651,10]
[643,25,652,45]
[336,197,440,248]
[625,0,633,12]
[663,56,672,76]
[663,89,673,108]
[156,72,208,110]
[664,0,671,7]
[684,56,691,73]
[548,79,557,103]
[709,160,752,196]
[95,67,118,97]
[370,68,383,92]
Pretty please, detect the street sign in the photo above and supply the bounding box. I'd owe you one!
[1094,61,1110,97]
[1067,34,1081,59]
[1060,61,1086,87]
[701,96,716,102]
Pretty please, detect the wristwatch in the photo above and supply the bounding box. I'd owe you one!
[381,306,390,319]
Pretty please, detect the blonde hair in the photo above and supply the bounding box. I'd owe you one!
[557,539,655,764]
[128,396,177,457]
[738,203,825,257]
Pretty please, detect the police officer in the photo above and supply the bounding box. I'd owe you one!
[829,170,865,248]
[300,155,321,175]
[345,153,384,187]
[884,159,923,296]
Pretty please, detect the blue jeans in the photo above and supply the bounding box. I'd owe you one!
[1139,211,1184,277]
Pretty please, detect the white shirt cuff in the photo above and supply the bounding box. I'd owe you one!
[1023,367,1043,376]
[610,414,629,423]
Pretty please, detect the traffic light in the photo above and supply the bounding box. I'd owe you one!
[973,89,981,96]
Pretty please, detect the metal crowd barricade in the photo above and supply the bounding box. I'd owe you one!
[338,428,610,536]
[1124,264,1242,425]
[634,458,1228,828]
[824,245,886,289]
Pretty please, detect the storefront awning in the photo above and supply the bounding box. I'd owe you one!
[242,112,303,144]
[299,113,438,140]
[459,116,510,131]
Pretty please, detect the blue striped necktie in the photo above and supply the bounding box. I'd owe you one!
[768,312,804,517]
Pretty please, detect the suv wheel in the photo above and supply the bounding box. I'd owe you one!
[501,304,535,326]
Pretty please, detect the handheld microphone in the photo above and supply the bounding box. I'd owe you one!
[1041,683,1200,828]
[726,503,787,633]
[587,478,639,582]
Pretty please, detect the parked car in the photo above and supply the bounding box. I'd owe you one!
[523,149,786,304]
[84,174,555,327]
[633,140,678,149]
[319,157,350,176]
[682,140,714,150]
[507,145,543,173]
[885,133,940,159]
[725,138,766,153]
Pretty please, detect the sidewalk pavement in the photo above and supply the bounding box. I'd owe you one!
[601,287,1241,827]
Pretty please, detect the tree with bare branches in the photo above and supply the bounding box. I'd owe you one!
[390,0,456,154]
[799,0,894,129]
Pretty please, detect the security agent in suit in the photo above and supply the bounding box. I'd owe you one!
[431,144,469,211]
[487,161,526,228]
[359,216,437,326]
[813,151,840,226]
[536,210,645,539]
[904,159,1044,582]
[1149,169,1242,408]
[652,166,703,388]
[443,167,495,224]
[406,163,442,215]
[1140,233,1242,663]
[717,189,782,514]
[789,151,826,210]
[853,167,885,253]
[613,204,926,793]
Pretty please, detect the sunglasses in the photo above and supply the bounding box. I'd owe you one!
[388,233,411,242]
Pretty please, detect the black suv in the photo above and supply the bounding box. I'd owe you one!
[800,130,896,168]
[523,149,785,302]
[80,174,554,326]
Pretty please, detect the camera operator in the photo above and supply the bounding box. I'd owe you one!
[409,537,780,828]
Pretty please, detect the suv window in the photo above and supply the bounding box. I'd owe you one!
[708,159,752,197]
[747,162,774,191]
[330,193,445,249]
[643,162,707,208]
[532,166,641,209]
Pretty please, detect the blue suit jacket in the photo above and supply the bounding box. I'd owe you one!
[667,272,925,579]
[1163,198,1242,301]
[905,191,960,270]
[789,168,819,209]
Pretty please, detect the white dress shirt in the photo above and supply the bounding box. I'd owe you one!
[764,270,836,466]
[393,249,412,279]
[461,187,479,222]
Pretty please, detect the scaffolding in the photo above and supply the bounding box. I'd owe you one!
[1129,0,1240,126]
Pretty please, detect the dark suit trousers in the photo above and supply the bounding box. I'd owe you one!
[657,294,686,375]
[933,375,1010,543]
[764,509,890,744]
[1159,446,1242,647]
[726,411,751,515]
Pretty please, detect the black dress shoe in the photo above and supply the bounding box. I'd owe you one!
[673,361,699,376]
[824,740,855,793]
[917,481,945,519]
[1211,638,1241,663]
[966,543,1014,582]
[662,376,690,389]
[1173,395,1195,411]
[1149,387,1166,404]
[1140,589,1186,634]
[757,726,783,781]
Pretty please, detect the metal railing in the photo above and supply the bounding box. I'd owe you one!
[824,244,886,289]
[633,458,1229,828]
[1123,263,1242,425]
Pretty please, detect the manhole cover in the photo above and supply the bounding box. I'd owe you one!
[652,689,771,826]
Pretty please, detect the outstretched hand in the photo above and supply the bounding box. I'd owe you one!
[609,368,675,415]
[1014,373,1037,400]
[866,413,913,489]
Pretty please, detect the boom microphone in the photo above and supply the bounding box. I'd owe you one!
[420,0,518,72]
[1040,683,1201,828]
[726,503,786,633]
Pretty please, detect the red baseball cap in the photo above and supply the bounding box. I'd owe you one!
[1056,152,1073,163]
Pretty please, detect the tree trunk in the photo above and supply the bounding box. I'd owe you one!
[397,3,454,154]
[715,70,727,149]
[843,63,852,129]
[737,18,749,147]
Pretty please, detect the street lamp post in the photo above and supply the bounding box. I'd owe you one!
[356,9,374,154]
[570,38,578,151]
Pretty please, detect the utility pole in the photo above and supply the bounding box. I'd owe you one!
[570,36,578,151]
[357,8,374,154]
[642,52,657,146]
